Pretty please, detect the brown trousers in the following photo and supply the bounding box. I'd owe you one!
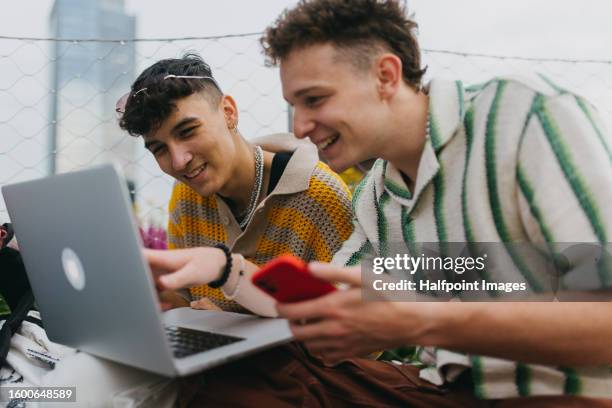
[178,343,612,407]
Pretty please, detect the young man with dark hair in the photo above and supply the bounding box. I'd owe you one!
[118,53,354,314]
[256,0,612,405]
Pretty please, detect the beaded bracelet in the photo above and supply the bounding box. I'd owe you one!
[209,243,232,288]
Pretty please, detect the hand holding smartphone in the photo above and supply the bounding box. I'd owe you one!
[252,255,336,303]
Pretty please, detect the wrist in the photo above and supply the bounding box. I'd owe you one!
[230,253,244,275]
[395,302,464,347]
[222,254,245,300]
[213,248,227,281]
[436,303,479,347]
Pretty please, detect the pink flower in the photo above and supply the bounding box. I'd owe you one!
[139,225,167,250]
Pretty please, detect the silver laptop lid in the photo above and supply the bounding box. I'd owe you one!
[2,164,176,376]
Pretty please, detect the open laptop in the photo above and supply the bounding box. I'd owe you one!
[1,164,293,377]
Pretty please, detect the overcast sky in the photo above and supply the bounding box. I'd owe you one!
[2,0,611,59]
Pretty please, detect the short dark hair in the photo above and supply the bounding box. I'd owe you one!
[119,53,222,137]
[261,0,426,89]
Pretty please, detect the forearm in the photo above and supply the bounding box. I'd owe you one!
[412,301,612,366]
[222,255,278,317]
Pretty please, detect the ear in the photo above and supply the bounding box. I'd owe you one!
[374,53,403,101]
[221,94,239,129]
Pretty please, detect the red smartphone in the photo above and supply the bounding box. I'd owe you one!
[251,255,336,303]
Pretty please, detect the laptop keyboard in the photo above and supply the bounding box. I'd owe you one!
[165,326,245,359]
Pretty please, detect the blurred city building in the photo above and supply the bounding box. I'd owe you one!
[49,0,138,177]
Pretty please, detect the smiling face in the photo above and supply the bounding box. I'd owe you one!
[143,92,239,197]
[281,43,388,173]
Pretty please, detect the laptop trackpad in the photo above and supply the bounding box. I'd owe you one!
[162,307,280,337]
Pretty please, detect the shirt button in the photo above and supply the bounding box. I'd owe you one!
[221,216,229,225]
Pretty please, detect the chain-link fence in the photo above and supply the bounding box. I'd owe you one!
[1,33,611,227]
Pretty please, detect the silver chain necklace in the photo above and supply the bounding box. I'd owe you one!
[238,146,264,229]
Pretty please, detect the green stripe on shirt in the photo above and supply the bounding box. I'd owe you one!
[430,102,449,258]
[462,106,495,293]
[516,164,555,243]
[433,170,448,250]
[352,174,369,212]
[456,80,465,119]
[471,355,487,399]
[429,108,443,151]
[486,81,542,292]
[537,73,565,95]
[385,178,412,199]
[574,96,612,164]
[516,363,532,396]
[534,95,610,286]
[345,240,373,267]
[561,367,582,395]
[534,95,608,244]
[485,80,509,241]
[375,187,390,257]
[462,107,476,242]
[401,206,417,254]
[402,206,428,293]
[384,161,412,199]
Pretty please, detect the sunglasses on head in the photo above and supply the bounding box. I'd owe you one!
[115,74,222,118]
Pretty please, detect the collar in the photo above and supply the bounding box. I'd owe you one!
[427,79,466,153]
[252,133,319,195]
[381,79,466,206]
[212,133,318,235]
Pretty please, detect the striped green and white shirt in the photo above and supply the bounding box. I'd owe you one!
[332,77,612,399]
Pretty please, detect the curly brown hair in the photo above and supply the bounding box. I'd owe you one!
[261,0,426,89]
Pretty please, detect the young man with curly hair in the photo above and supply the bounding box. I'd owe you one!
[256,0,611,406]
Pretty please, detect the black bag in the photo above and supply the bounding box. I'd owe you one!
[0,223,34,366]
